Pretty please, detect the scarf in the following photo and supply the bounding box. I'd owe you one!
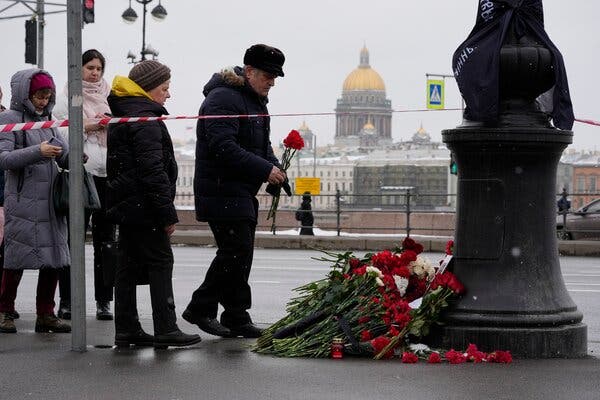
[64,78,111,146]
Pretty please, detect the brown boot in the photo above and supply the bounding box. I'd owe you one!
[35,314,71,333]
[0,312,17,333]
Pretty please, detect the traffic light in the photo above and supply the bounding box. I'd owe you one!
[25,19,37,65]
[82,0,95,24]
[449,153,458,175]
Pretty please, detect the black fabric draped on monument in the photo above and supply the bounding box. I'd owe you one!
[452,0,574,130]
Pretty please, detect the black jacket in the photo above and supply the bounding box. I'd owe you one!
[194,67,280,222]
[295,197,314,226]
[106,92,178,228]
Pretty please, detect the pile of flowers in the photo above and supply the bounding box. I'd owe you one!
[254,237,506,361]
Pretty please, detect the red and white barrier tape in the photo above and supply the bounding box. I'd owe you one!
[575,118,600,127]
[1,111,597,134]
[0,108,462,133]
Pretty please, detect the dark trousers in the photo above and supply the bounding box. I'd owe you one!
[0,268,58,315]
[115,225,177,335]
[58,176,114,304]
[187,220,256,326]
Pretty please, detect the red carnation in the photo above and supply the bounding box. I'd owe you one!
[371,250,395,273]
[391,266,410,279]
[399,250,417,266]
[430,271,465,295]
[393,311,411,329]
[283,129,305,150]
[404,275,427,302]
[348,257,361,270]
[427,352,442,364]
[360,330,372,342]
[445,349,467,364]
[401,352,418,363]
[465,343,487,363]
[353,265,367,276]
[487,350,513,364]
[402,237,424,254]
[388,326,401,337]
[267,129,304,227]
[357,316,370,324]
[445,240,454,255]
[371,336,394,359]
[446,272,465,295]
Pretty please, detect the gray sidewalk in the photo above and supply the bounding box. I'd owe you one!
[1,315,600,400]
[3,243,600,400]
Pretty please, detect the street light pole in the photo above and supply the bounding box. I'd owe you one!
[140,0,147,60]
[122,0,167,63]
[36,0,44,68]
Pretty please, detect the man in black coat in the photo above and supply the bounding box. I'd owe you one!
[183,44,287,338]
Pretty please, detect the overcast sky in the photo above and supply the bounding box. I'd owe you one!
[0,1,598,150]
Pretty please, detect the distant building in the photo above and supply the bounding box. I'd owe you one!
[174,142,195,208]
[335,46,392,147]
[571,153,600,208]
[296,121,314,151]
[352,148,450,210]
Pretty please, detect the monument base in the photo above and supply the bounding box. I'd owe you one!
[432,323,588,358]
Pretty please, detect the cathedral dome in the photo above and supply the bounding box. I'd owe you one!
[342,46,386,91]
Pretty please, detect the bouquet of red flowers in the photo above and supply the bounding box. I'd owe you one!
[254,237,466,359]
[266,130,305,229]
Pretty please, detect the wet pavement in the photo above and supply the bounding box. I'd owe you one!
[2,246,600,400]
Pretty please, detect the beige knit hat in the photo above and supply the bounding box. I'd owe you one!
[128,60,171,91]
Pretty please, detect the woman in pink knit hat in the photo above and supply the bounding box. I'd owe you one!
[0,69,70,334]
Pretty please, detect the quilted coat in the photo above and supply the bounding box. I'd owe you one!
[0,69,70,269]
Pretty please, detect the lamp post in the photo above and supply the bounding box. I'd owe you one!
[122,0,167,63]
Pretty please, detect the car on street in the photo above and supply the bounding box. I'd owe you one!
[556,198,600,240]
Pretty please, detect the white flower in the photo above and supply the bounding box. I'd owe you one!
[424,264,436,279]
[409,255,435,279]
[408,343,431,356]
[375,277,385,287]
[366,266,384,279]
[393,275,409,297]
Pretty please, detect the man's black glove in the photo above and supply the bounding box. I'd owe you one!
[266,179,292,197]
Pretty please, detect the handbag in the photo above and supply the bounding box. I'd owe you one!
[102,226,149,287]
[53,166,102,216]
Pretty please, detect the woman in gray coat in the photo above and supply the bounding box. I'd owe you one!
[0,69,71,334]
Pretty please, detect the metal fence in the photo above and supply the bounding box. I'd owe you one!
[175,190,600,239]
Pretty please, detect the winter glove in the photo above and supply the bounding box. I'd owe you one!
[266,179,292,197]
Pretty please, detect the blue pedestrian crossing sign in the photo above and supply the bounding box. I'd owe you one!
[426,79,445,109]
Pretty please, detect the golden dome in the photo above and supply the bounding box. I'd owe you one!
[342,47,385,91]
[298,120,310,131]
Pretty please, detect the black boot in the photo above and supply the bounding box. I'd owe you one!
[153,329,201,349]
[96,301,113,321]
[115,329,154,348]
[182,309,232,337]
[35,314,71,333]
[222,322,264,338]
[7,310,19,320]
[57,301,71,320]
